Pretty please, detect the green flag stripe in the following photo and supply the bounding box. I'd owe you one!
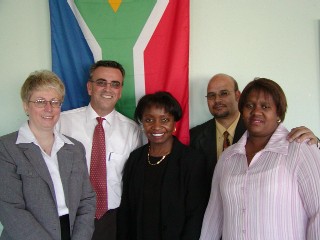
[75,0,157,119]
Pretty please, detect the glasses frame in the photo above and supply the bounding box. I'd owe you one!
[89,79,122,89]
[205,90,234,101]
[28,99,63,108]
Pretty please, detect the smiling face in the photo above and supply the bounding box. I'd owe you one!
[141,106,176,146]
[87,66,123,116]
[242,90,279,139]
[23,88,62,133]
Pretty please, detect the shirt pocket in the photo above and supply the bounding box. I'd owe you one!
[107,152,128,178]
[107,152,128,195]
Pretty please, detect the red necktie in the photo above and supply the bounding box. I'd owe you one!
[223,131,230,151]
[90,117,107,219]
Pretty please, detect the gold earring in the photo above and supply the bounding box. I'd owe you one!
[277,119,281,123]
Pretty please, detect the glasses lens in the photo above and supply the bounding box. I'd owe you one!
[51,100,62,108]
[32,99,62,108]
[92,80,121,89]
[206,93,216,100]
[34,99,47,107]
[95,80,107,87]
[111,81,121,88]
[219,90,229,97]
[206,90,230,100]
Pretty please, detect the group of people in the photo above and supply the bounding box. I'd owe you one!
[0,60,319,240]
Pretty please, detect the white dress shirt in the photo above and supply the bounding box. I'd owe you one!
[200,124,320,240]
[16,122,73,216]
[57,104,142,209]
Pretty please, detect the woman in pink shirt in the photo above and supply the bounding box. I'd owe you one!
[200,78,320,240]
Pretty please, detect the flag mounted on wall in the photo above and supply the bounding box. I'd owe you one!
[49,0,190,144]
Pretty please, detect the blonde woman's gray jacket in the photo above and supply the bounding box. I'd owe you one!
[0,131,96,240]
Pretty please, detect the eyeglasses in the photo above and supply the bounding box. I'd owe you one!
[28,99,62,108]
[89,79,122,89]
[205,90,233,101]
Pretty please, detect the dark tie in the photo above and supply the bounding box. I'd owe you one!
[223,131,230,151]
[90,117,107,219]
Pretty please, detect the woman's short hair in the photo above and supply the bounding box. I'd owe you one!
[20,70,65,103]
[134,91,182,123]
[238,78,287,122]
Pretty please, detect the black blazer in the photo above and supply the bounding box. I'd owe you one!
[117,137,208,240]
[189,118,246,183]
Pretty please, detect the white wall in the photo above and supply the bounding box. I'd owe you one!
[1,0,319,137]
[0,0,51,136]
[189,0,320,135]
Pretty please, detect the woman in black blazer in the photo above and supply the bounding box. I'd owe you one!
[117,91,209,240]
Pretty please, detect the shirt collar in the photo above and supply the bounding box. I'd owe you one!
[215,112,240,138]
[228,123,289,156]
[87,103,116,126]
[16,121,73,146]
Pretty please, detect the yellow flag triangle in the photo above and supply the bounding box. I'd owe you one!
[108,0,122,12]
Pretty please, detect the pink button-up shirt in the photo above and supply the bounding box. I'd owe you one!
[200,124,320,240]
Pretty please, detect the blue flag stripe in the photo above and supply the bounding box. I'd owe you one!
[49,0,94,111]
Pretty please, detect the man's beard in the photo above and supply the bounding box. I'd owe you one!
[213,110,230,119]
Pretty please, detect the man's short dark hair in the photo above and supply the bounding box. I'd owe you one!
[89,60,125,79]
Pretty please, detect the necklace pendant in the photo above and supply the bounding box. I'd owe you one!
[147,153,167,166]
[147,145,170,166]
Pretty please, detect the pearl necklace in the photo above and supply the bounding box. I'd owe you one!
[147,146,169,166]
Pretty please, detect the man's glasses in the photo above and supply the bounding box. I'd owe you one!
[89,79,122,89]
[205,90,233,101]
[29,99,62,108]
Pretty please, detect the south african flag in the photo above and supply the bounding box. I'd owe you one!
[49,0,190,144]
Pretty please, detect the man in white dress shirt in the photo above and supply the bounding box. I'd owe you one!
[57,60,142,240]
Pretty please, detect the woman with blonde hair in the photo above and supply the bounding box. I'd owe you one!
[0,70,96,240]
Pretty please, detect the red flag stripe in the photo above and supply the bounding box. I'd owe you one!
[144,0,190,144]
